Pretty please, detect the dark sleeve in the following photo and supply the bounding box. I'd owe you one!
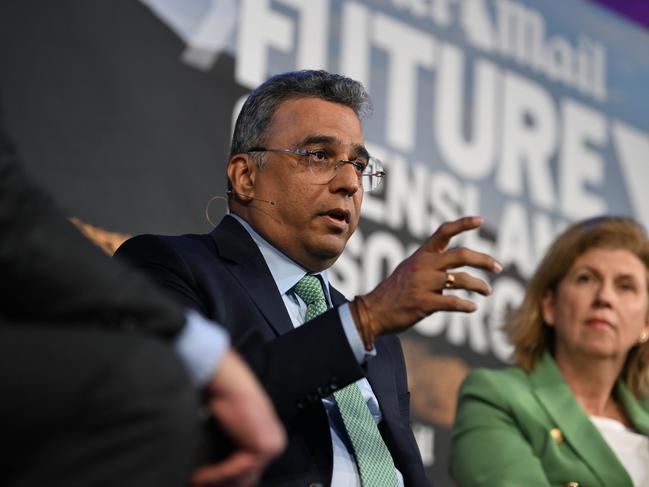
[245,309,364,419]
[115,233,366,420]
[0,120,186,337]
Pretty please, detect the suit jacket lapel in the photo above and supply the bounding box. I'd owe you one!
[530,353,632,487]
[208,215,294,336]
[617,381,649,435]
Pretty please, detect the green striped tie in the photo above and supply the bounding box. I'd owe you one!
[293,275,399,487]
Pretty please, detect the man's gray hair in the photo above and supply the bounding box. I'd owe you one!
[229,70,372,160]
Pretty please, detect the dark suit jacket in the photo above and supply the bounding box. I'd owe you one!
[116,215,430,487]
[451,353,649,486]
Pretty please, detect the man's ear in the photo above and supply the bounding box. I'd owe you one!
[227,154,256,202]
[541,289,556,327]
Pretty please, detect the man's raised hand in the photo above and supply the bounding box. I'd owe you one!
[351,217,502,348]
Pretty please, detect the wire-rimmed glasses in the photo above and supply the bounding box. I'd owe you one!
[247,147,386,192]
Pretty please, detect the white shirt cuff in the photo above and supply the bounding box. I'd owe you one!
[338,303,376,363]
[174,309,230,386]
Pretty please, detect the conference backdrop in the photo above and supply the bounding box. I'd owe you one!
[2,0,648,483]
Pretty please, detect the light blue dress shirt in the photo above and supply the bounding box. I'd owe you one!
[231,214,404,487]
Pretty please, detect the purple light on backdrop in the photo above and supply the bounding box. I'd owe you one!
[587,0,649,30]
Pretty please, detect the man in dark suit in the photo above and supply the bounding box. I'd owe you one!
[116,70,502,486]
[0,115,284,487]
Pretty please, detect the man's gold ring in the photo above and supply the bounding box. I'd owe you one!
[444,272,456,289]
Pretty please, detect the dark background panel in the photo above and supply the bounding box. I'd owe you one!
[0,0,244,235]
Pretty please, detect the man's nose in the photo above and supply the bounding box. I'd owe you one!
[329,161,360,195]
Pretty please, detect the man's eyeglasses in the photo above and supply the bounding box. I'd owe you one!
[246,147,386,192]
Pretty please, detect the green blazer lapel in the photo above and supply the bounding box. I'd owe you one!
[617,381,649,435]
[530,353,632,487]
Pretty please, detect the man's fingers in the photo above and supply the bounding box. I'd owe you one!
[424,216,484,253]
[427,295,479,313]
[441,271,492,296]
[191,452,262,486]
[435,247,502,274]
[209,350,286,457]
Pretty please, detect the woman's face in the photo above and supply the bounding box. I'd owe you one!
[542,247,649,363]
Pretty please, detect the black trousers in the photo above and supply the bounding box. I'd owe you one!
[0,324,200,487]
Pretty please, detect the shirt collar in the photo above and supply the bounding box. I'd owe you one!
[230,213,331,298]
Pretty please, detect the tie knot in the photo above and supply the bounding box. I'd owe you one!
[293,274,326,306]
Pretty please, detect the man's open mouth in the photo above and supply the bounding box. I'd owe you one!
[323,209,350,223]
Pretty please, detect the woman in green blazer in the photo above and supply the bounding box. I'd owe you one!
[451,217,649,487]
